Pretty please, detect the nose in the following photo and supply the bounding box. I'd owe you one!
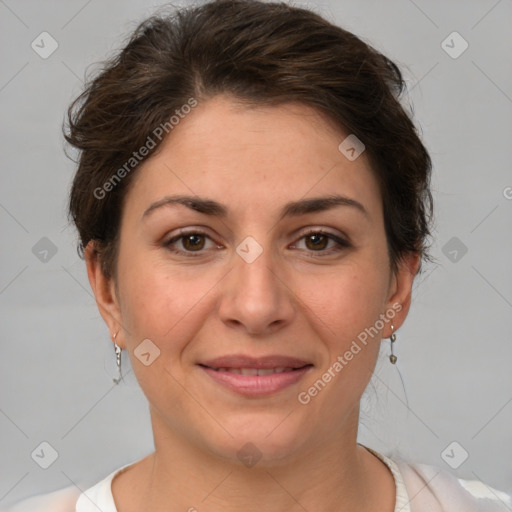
[217,240,296,336]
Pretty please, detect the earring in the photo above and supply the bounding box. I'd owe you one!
[112,331,123,384]
[389,325,397,364]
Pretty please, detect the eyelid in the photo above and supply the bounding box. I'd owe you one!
[291,227,351,251]
[163,226,351,257]
[162,228,219,253]
[295,226,350,243]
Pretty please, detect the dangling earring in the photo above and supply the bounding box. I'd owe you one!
[389,325,397,364]
[112,331,123,384]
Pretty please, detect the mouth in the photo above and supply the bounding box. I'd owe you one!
[197,355,313,397]
[203,367,304,375]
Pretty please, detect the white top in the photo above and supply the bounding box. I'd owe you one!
[3,446,511,511]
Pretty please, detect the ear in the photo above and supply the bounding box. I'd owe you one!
[84,241,125,349]
[381,251,421,338]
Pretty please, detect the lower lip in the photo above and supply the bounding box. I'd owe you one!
[199,366,312,397]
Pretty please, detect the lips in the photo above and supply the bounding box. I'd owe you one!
[212,367,295,375]
[198,354,313,397]
[200,354,311,370]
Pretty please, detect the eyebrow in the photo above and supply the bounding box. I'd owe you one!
[142,194,370,221]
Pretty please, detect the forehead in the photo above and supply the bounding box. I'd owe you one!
[124,95,382,223]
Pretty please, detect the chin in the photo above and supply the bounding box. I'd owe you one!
[201,411,312,468]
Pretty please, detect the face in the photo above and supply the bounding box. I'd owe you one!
[87,95,418,466]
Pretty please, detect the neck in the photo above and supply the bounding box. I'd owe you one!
[125,408,394,512]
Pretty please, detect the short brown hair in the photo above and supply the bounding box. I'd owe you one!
[65,0,434,278]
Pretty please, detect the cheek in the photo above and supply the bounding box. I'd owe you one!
[116,261,202,396]
[296,267,388,413]
[119,268,187,339]
[116,249,218,351]
[298,261,389,342]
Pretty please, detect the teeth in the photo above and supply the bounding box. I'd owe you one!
[256,368,277,376]
[240,368,259,376]
[214,367,294,375]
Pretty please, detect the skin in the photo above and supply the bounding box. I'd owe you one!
[86,94,420,512]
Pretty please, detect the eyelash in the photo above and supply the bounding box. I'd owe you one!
[163,228,351,258]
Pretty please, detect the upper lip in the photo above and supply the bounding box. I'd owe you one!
[199,355,312,370]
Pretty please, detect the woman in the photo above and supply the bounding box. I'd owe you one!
[5,1,510,511]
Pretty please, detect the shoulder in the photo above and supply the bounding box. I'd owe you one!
[0,486,81,512]
[395,458,512,511]
[1,459,140,512]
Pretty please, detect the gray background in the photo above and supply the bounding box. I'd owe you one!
[1,0,511,508]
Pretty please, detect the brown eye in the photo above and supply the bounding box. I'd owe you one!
[181,233,206,251]
[164,230,219,257]
[304,233,329,251]
[292,229,351,256]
